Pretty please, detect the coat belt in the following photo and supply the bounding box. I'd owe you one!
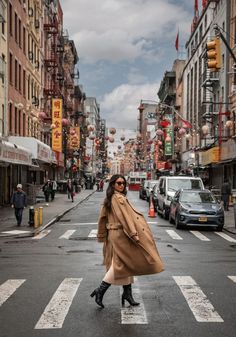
[106,223,123,230]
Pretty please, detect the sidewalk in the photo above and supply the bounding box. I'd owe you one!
[0,189,95,238]
[223,205,236,235]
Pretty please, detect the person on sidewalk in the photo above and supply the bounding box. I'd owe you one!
[221,179,232,211]
[67,179,75,202]
[50,180,57,201]
[90,174,164,309]
[11,184,27,226]
[42,180,52,202]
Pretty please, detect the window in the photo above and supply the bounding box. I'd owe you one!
[23,113,26,136]
[14,12,17,43]
[19,64,21,92]
[9,103,12,133]
[23,27,26,53]
[28,74,30,100]
[9,3,12,36]
[15,59,18,89]
[1,54,5,84]
[18,109,21,135]
[9,53,13,84]
[15,107,18,134]
[23,69,26,96]
[19,19,21,48]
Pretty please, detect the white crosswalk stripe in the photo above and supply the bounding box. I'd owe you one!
[32,229,51,240]
[228,276,236,283]
[1,275,236,327]
[35,278,82,329]
[166,229,183,240]
[88,229,97,238]
[173,276,223,322]
[0,279,26,306]
[215,232,236,242]
[190,230,210,241]
[59,230,76,239]
[120,287,148,324]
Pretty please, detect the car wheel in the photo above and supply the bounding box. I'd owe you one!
[216,224,223,231]
[162,204,169,220]
[175,213,182,229]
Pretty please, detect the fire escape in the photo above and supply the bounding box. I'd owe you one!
[43,2,64,120]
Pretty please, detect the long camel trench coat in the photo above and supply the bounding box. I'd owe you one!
[97,191,164,280]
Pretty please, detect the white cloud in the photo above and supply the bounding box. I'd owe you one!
[101,82,160,130]
[61,0,192,64]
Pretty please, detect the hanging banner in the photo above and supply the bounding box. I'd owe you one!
[69,126,80,150]
[164,127,173,156]
[52,98,62,152]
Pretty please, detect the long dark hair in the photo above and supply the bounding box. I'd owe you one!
[103,174,127,212]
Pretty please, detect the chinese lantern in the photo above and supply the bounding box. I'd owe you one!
[62,118,70,126]
[178,128,186,135]
[70,129,76,136]
[185,133,192,140]
[158,140,162,146]
[156,129,164,136]
[147,139,153,145]
[109,127,116,135]
[202,124,209,135]
[89,134,96,140]
[50,123,56,129]
[118,145,122,149]
[225,120,233,129]
[109,136,114,143]
[87,124,95,132]
[39,112,46,119]
[120,135,125,141]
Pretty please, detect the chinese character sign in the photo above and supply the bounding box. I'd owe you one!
[165,127,173,156]
[69,127,80,150]
[52,99,62,152]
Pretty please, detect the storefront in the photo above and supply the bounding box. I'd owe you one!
[0,140,32,205]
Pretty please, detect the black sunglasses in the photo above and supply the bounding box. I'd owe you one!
[115,181,125,186]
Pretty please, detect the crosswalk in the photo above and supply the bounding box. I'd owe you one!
[32,226,236,243]
[0,275,235,328]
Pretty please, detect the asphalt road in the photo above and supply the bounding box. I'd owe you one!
[0,190,236,337]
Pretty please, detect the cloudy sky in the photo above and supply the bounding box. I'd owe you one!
[60,0,199,146]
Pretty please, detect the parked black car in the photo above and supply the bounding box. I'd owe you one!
[169,189,224,231]
[139,180,148,199]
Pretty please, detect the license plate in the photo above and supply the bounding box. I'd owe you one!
[199,217,207,222]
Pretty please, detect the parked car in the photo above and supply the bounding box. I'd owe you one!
[156,176,205,219]
[139,180,148,199]
[146,180,159,202]
[169,189,224,231]
[152,182,160,211]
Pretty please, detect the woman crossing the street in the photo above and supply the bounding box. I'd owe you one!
[90,174,164,308]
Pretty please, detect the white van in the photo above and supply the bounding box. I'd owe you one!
[156,176,204,219]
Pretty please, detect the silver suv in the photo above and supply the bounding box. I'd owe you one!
[156,176,204,219]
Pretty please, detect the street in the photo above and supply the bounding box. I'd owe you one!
[0,190,236,337]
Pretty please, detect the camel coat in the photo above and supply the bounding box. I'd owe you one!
[97,191,164,280]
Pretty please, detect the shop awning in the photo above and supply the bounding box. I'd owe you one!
[0,140,32,166]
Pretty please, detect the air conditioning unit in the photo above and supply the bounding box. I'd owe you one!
[35,60,39,69]
[231,84,236,93]
[28,51,34,61]
[35,19,40,29]
[28,7,33,17]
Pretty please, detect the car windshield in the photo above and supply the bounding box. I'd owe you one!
[180,191,216,204]
[168,179,202,191]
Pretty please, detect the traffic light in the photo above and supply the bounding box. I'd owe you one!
[206,37,222,71]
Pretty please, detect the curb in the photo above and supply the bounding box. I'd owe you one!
[0,190,96,239]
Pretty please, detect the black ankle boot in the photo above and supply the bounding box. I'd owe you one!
[122,284,140,306]
[90,281,111,308]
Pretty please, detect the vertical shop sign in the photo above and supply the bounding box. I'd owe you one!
[165,127,173,156]
[52,99,62,152]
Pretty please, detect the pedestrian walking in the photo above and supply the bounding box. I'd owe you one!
[50,180,57,201]
[66,179,75,202]
[11,184,27,226]
[90,174,164,309]
[42,180,51,202]
[221,179,232,211]
[99,179,104,192]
